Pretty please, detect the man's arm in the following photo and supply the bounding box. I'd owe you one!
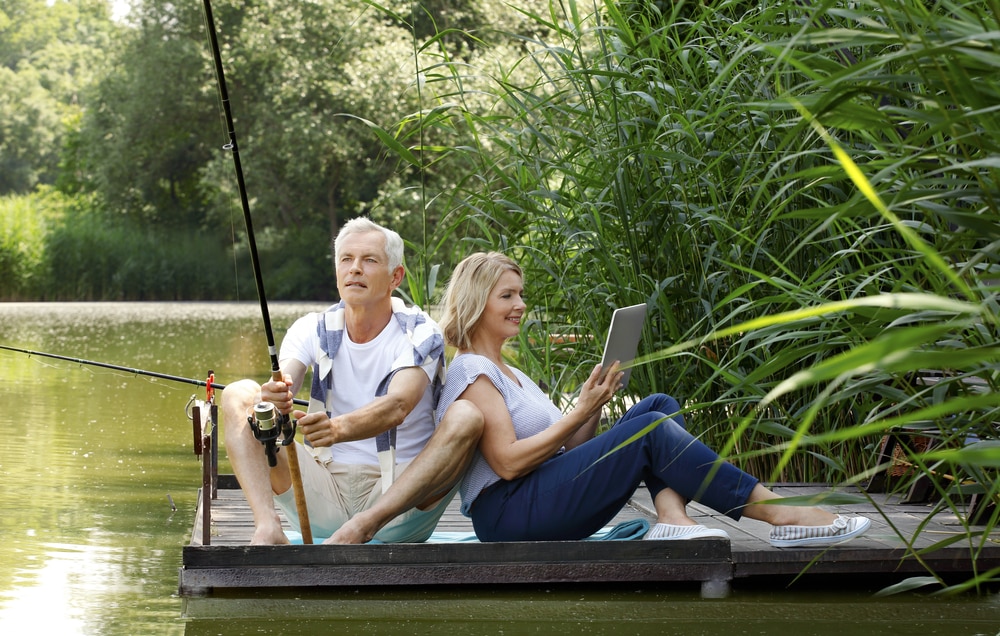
[293,366,429,448]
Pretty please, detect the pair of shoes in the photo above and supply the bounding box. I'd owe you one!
[769,514,872,548]
[644,523,730,540]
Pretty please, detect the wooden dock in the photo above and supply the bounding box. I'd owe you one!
[177,474,1000,598]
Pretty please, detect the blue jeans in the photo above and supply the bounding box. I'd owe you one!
[470,394,760,542]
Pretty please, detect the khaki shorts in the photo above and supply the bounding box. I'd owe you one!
[273,441,456,543]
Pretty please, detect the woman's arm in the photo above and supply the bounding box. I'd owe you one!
[459,362,622,480]
[564,411,602,451]
[564,362,623,449]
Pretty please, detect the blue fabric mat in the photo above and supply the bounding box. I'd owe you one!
[287,518,650,544]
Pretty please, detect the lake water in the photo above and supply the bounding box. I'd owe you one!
[1,302,999,635]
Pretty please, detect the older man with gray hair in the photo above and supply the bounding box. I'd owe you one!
[222,217,483,544]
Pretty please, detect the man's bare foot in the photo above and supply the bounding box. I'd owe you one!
[250,525,290,545]
[325,515,376,544]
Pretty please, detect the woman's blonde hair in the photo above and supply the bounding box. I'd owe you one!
[440,252,522,350]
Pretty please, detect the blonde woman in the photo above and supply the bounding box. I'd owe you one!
[436,251,871,547]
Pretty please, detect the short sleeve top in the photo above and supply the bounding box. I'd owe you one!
[436,353,563,515]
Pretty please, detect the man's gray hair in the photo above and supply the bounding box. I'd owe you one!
[333,217,404,271]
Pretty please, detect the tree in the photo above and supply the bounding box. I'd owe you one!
[0,0,116,194]
[75,0,217,229]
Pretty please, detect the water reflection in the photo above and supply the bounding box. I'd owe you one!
[0,302,326,636]
[3,544,90,633]
[180,588,1000,636]
[2,302,999,636]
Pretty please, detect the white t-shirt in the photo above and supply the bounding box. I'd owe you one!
[280,301,441,465]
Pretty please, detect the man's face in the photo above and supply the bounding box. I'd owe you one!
[335,231,402,306]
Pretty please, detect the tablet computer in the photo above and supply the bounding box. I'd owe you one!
[600,303,647,389]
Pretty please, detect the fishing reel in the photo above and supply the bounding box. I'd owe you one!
[249,402,298,467]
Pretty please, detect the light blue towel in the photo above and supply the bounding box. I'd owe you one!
[287,518,650,544]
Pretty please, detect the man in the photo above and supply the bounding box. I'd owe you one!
[222,217,483,545]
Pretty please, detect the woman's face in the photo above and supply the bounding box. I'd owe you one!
[478,269,526,341]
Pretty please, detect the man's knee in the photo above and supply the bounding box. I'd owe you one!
[439,399,484,441]
[221,379,261,411]
[221,378,263,438]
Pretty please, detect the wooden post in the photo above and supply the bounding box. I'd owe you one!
[191,401,214,546]
[210,402,219,499]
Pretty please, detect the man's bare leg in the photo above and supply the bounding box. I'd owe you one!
[221,379,293,545]
[327,400,484,544]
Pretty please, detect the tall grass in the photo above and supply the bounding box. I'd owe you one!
[0,190,236,300]
[0,191,57,301]
[378,0,999,590]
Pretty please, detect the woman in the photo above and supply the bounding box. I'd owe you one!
[436,251,872,546]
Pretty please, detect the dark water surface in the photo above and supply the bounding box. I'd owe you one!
[1,302,999,635]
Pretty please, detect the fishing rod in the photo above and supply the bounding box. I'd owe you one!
[0,344,308,406]
[201,0,313,543]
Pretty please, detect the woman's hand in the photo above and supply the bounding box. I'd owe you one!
[576,361,624,417]
[560,362,624,450]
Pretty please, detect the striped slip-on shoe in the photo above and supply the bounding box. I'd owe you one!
[769,514,871,548]
[644,523,730,540]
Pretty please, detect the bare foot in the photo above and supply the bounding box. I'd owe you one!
[657,514,699,526]
[763,506,837,527]
[249,525,290,545]
[325,515,376,544]
[784,507,838,527]
[744,486,839,527]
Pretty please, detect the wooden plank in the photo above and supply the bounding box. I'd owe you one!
[181,560,731,592]
[183,536,729,568]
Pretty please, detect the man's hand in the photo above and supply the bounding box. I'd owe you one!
[294,410,341,447]
[260,373,296,415]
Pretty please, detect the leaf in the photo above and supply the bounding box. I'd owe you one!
[925,441,1000,468]
[745,492,870,507]
[762,332,1000,407]
[336,114,421,167]
[875,577,943,596]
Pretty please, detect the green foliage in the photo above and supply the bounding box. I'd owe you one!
[3,0,554,301]
[0,189,65,299]
[75,0,216,228]
[0,0,116,194]
[1,187,245,301]
[369,1,1000,588]
[59,0,555,296]
[42,203,234,300]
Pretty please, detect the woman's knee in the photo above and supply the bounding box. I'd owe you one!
[660,394,681,415]
[644,394,684,429]
[619,413,693,457]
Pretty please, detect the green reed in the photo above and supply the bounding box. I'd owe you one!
[372,0,999,590]
[0,190,234,301]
